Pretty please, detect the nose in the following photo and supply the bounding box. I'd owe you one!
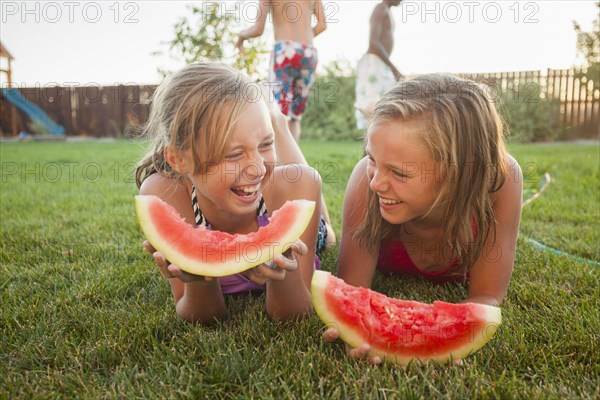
[368,166,389,193]
[242,151,267,180]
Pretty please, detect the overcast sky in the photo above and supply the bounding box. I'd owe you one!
[1,1,597,86]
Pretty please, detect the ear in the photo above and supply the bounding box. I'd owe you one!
[164,145,192,175]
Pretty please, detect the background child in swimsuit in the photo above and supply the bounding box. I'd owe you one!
[236,0,327,142]
[136,62,325,324]
[236,0,336,246]
[326,74,523,363]
[355,0,403,130]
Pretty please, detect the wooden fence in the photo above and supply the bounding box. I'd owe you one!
[1,68,598,138]
[0,84,155,137]
[460,68,599,138]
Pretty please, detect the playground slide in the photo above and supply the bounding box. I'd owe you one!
[1,88,65,136]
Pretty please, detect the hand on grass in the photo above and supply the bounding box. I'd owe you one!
[143,240,213,283]
[242,240,308,286]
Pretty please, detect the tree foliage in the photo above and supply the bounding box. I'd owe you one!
[573,1,600,90]
[157,2,269,79]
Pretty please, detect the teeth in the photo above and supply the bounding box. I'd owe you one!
[233,184,259,193]
[380,198,401,205]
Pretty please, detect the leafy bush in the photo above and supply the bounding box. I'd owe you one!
[498,85,565,142]
[302,67,363,141]
[302,72,567,143]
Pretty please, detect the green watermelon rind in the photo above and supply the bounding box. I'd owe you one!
[311,271,502,365]
[136,195,315,277]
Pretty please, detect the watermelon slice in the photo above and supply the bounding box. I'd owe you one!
[135,195,315,277]
[311,271,502,365]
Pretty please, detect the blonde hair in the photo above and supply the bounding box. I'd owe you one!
[135,62,256,188]
[355,74,509,271]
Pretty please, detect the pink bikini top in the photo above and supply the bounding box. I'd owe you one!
[377,239,467,283]
[377,221,478,284]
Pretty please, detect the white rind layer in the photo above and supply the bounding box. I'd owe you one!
[136,195,315,277]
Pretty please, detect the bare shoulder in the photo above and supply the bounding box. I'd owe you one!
[140,172,185,197]
[139,173,194,222]
[264,164,322,210]
[371,3,387,19]
[500,154,522,193]
[343,157,370,226]
[505,154,523,186]
[348,157,370,193]
[337,156,378,287]
[342,157,370,228]
[491,154,523,209]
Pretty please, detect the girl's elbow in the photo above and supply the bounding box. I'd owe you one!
[317,22,327,35]
[266,302,313,322]
[176,303,226,325]
[300,165,323,194]
[253,24,266,37]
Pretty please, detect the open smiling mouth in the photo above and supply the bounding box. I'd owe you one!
[231,184,260,199]
[380,197,402,205]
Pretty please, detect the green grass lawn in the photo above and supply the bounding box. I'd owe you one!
[1,140,598,399]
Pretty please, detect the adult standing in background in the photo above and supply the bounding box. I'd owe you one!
[237,0,327,142]
[355,0,404,130]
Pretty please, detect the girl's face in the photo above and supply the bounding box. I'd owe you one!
[365,119,443,226]
[192,100,276,216]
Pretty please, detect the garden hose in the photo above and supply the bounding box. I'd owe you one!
[521,172,600,266]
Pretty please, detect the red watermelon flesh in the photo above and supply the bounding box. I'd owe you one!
[311,271,501,365]
[136,195,315,277]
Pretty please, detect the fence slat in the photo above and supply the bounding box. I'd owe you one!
[1,73,598,138]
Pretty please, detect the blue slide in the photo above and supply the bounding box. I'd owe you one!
[1,88,65,136]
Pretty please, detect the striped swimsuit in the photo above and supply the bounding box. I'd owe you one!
[191,185,324,294]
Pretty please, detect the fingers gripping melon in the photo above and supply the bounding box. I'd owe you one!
[136,195,315,277]
[312,271,501,365]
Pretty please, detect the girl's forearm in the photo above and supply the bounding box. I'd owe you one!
[313,22,326,37]
[175,280,227,323]
[265,270,312,320]
[240,25,262,40]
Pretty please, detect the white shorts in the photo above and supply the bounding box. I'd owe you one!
[354,54,397,130]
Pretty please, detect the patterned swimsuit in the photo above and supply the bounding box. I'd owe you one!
[191,186,325,294]
[269,40,318,120]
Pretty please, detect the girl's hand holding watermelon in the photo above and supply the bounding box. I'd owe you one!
[322,326,464,366]
[143,240,213,283]
[241,241,308,286]
[134,63,328,323]
[316,75,517,365]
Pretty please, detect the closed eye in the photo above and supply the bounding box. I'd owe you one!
[224,153,242,160]
[260,140,274,149]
